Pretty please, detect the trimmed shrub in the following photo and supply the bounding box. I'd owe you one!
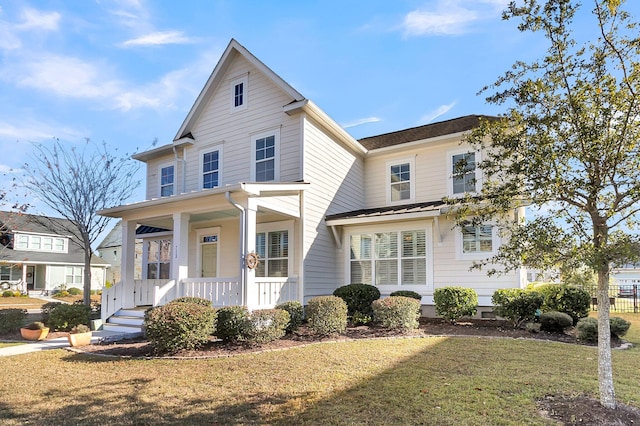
[216,306,251,342]
[433,287,478,323]
[48,304,91,331]
[244,309,290,345]
[144,303,217,354]
[576,317,598,343]
[539,311,573,333]
[275,301,304,333]
[2,290,14,297]
[0,308,27,333]
[389,290,422,301]
[169,297,212,307]
[526,322,541,333]
[306,296,348,336]
[610,317,631,338]
[41,302,62,324]
[67,287,82,296]
[492,289,544,328]
[533,283,590,325]
[333,283,380,316]
[372,296,420,330]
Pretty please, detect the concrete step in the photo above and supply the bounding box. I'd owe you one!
[118,307,149,318]
[108,315,144,326]
[102,323,143,334]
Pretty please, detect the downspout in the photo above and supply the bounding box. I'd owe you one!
[225,191,246,306]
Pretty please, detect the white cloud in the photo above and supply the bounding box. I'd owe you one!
[402,0,509,37]
[121,30,194,47]
[16,7,61,31]
[342,117,382,129]
[419,102,457,124]
[0,119,83,142]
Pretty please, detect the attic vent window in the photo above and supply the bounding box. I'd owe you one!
[230,75,248,111]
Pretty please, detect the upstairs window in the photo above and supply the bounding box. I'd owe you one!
[457,224,497,259]
[386,157,415,204]
[450,151,477,195]
[252,129,279,182]
[230,75,248,111]
[12,234,67,253]
[160,164,174,197]
[202,149,220,189]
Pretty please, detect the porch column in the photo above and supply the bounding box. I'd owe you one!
[245,199,258,309]
[120,219,137,308]
[173,213,190,283]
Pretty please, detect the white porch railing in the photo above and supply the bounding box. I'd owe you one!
[101,280,125,322]
[180,277,242,306]
[254,277,298,308]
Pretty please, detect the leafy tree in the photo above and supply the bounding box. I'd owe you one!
[22,139,139,305]
[454,0,640,408]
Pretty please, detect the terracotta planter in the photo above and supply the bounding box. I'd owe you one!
[20,327,50,341]
[67,331,92,347]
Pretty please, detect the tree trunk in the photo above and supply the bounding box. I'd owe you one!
[597,269,615,408]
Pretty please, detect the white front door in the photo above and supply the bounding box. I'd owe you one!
[197,228,220,278]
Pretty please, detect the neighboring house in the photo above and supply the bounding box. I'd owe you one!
[96,220,143,284]
[0,211,108,293]
[98,39,524,324]
[611,263,640,297]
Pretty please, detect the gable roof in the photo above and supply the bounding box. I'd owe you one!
[174,38,306,141]
[358,115,499,151]
[0,211,75,236]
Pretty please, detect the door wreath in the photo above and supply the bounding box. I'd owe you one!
[245,252,260,270]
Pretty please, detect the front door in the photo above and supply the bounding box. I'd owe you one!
[26,265,35,290]
[198,229,219,278]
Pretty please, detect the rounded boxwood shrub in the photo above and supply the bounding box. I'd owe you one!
[576,317,598,343]
[610,317,631,338]
[333,283,380,316]
[389,290,422,301]
[492,289,544,328]
[533,284,590,325]
[216,306,251,342]
[169,297,212,307]
[2,290,14,297]
[48,304,91,331]
[0,308,27,333]
[274,300,304,333]
[243,309,290,345]
[144,303,217,354]
[539,311,573,333]
[372,296,420,330]
[67,287,82,296]
[41,301,62,323]
[433,287,478,323]
[306,296,348,336]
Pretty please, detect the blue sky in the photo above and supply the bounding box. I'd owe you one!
[1,0,638,213]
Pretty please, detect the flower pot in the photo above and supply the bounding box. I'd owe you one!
[67,331,92,347]
[20,327,50,341]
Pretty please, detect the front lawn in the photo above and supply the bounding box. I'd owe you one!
[0,314,639,425]
[0,297,51,309]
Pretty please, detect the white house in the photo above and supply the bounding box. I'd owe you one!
[98,39,524,326]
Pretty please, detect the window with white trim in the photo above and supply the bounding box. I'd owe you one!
[0,266,20,281]
[256,230,288,277]
[202,149,220,189]
[160,165,174,197]
[252,130,279,182]
[13,234,67,253]
[350,229,427,286]
[386,157,415,204]
[461,224,494,254]
[65,266,83,286]
[230,75,248,111]
[450,151,477,194]
[146,239,171,279]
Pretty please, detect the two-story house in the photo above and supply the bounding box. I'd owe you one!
[0,211,108,294]
[98,39,524,324]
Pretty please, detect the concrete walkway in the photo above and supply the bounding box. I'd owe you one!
[0,330,125,357]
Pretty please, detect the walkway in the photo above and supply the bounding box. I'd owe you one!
[0,330,125,357]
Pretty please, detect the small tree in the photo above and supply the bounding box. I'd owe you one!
[22,139,139,305]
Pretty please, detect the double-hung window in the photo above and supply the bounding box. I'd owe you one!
[252,130,279,182]
[230,75,248,111]
[387,157,415,204]
[65,266,83,286]
[461,224,494,254]
[202,149,220,189]
[450,151,477,195]
[160,164,174,197]
[256,230,288,277]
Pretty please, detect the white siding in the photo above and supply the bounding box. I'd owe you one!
[302,116,365,301]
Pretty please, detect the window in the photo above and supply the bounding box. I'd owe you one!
[160,165,174,197]
[252,130,279,182]
[230,75,248,111]
[146,239,171,279]
[350,229,427,286]
[458,224,496,257]
[386,157,415,204]
[0,266,19,281]
[65,266,83,285]
[16,235,28,249]
[43,237,53,250]
[12,234,67,252]
[30,236,41,250]
[256,230,288,277]
[54,238,65,251]
[450,151,477,194]
[202,149,221,189]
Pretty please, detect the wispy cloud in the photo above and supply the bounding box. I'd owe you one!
[402,0,509,37]
[342,116,382,129]
[121,30,195,47]
[419,102,457,124]
[16,7,61,31]
[0,119,83,142]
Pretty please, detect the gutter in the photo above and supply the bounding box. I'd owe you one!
[225,191,246,306]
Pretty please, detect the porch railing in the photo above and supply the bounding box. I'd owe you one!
[180,277,242,306]
[255,277,298,308]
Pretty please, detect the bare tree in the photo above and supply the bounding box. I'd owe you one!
[22,139,140,305]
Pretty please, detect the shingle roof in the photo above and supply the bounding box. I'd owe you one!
[358,115,499,150]
[325,200,445,222]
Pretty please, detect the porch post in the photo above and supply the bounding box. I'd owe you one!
[121,219,137,308]
[173,213,190,286]
[245,199,258,309]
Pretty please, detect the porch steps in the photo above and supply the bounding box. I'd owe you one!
[103,307,148,336]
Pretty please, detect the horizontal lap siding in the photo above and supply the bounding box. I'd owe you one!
[303,117,364,301]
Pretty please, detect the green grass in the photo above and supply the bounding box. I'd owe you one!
[0,315,639,425]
